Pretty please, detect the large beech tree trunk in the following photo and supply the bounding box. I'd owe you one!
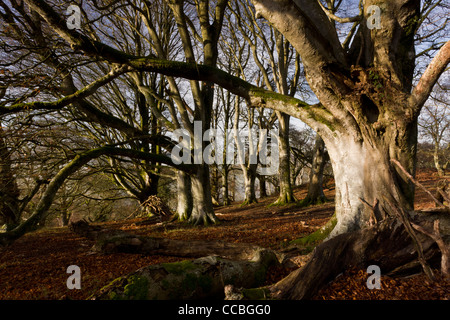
[247,0,446,239]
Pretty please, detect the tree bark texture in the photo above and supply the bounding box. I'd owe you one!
[270,212,449,299]
[70,208,449,300]
[304,134,328,205]
[273,112,296,205]
[175,170,193,221]
[248,0,448,238]
[189,165,219,225]
[91,250,279,300]
[242,164,258,205]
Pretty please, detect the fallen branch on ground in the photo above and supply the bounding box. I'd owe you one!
[70,212,449,300]
[391,159,446,208]
[386,199,435,281]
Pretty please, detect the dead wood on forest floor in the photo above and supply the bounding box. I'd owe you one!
[69,208,449,300]
[69,219,272,262]
[1,170,449,300]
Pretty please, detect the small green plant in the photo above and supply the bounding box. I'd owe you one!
[369,70,383,91]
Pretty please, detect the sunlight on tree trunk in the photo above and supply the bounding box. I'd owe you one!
[300,134,328,206]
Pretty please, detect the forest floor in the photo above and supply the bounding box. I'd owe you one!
[0,169,449,300]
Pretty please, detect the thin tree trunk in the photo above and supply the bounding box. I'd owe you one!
[273,112,295,205]
[303,134,328,205]
[259,174,268,198]
[234,100,258,205]
[222,103,232,206]
[242,164,258,205]
[222,165,231,206]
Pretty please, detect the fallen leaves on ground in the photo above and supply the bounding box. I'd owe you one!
[0,169,448,300]
[315,268,450,300]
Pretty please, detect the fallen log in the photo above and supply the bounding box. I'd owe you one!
[411,219,449,278]
[70,210,449,300]
[69,219,272,261]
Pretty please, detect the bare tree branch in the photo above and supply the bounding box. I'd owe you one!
[391,159,446,208]
[410,41,450,113]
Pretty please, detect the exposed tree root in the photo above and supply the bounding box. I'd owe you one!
[297,195,328,208]
[268,194,297,207]
[269,212,449,300]
[240,198,258,207]
[187,211,221,226]
[70,209,449,300]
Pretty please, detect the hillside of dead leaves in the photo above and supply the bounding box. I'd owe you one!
[0,169,449,300]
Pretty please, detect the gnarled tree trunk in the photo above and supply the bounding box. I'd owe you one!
[269,211,449,299]
[249,0,448,239]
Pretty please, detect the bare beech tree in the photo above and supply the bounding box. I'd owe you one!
[4,0,447,237]
[1,0,449,299]
[418,82,449,176]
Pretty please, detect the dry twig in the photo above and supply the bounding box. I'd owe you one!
[391,159,446,208]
